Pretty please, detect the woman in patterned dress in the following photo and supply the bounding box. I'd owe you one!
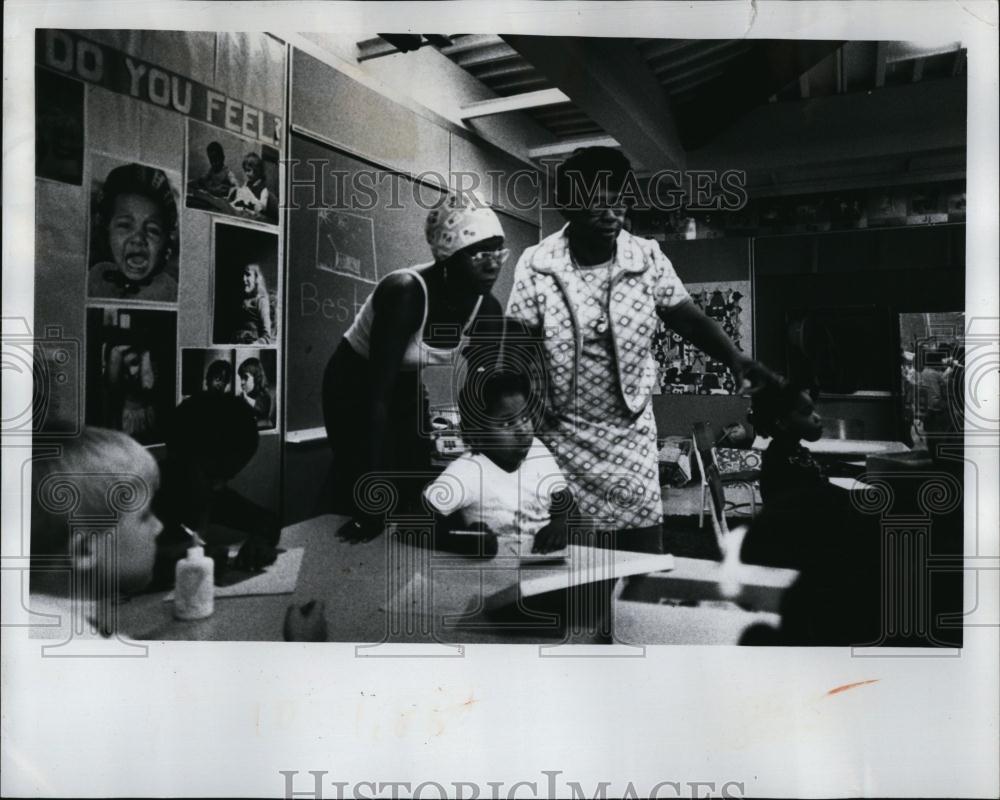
[505,148,777,552]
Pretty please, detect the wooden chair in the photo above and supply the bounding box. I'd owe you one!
[692,422,760,533]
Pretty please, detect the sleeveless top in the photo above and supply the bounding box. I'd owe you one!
[344,267,484,370]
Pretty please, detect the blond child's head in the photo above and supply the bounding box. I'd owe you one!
[31,427,162,596]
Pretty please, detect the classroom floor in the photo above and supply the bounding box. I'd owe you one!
[662,481,761,519]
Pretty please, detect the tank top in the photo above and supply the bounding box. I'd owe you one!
[343,267,484,370]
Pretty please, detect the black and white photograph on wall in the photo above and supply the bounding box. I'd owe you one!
[84,306,177,445]
[316,208,378,281]
[86,155,182,303]
[186,119,279,225]
[35,67,84,185]
[180,347,237,399]
[234,347,277,430]
[211,221,279,345]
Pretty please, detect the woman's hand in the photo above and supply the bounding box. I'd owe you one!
[731,355,781,396]
[283,600,328,642]
[532,519,568,554]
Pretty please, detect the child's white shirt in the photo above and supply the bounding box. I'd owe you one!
[424,438,566,541]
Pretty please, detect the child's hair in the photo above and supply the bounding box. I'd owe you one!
[166,393,258,478]
[96,163,178,264]
[749,380,812,437]
[31,428,159,566]
[555,146,632,211]
[242,152,264,179]
[243,262,268,298]
[205,359,233,389]
[206,141,224,160]
[458,368,533,451]
[237,357,269,397]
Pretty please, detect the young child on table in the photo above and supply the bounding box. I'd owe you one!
[423,368,573,557]
[150,392,280,587]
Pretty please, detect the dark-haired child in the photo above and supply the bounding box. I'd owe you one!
[88,162,179,302]
[423,369,572,557]
[151,392,280,588]
[750,381,826,506]
[740,382,851,572]
[198,141,238,199]
[205,359,233,394]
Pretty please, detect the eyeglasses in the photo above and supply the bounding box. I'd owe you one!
[468,248,510,267]
[581,197,630,216]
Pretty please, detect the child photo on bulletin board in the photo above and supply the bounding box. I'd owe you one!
[180,347,238,400]
[212,222,280,345]
[234,348,277,430]
[86,156,182,304]
[84,307,177,446]
[185,120,280,225]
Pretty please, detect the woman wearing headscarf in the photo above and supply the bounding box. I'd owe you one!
[506,147,778,553]
[323,195,508,537]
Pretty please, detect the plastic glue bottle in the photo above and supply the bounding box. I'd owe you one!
[174,528,214,620]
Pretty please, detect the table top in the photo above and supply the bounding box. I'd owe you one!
[752,436,911,456]
[120,515,679,644]
[114,515,799,645]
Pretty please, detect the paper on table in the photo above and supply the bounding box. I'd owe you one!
[164,547,305,601]
[497,533,568,563]
[484,547,676,610]
[829,476,874,491]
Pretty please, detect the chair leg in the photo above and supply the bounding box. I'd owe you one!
[699,484,706,529]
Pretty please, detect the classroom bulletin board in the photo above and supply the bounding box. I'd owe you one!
[34,29,287,510]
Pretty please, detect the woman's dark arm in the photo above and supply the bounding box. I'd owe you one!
[461,294,505,372]
[658,299,779,393]
[533,489,574,554]
[366,273,425,473]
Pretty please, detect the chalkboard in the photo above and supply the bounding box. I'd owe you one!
[285,132,539,432]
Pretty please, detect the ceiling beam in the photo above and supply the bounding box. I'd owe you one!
[502,35,687,170]
[527,135,621,160]
[689,77,966,174]
[459,88,569,120]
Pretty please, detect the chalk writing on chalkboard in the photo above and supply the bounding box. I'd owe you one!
[316,209,377,282]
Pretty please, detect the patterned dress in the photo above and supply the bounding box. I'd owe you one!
[544,259,663,528]
[506,227,691,532]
